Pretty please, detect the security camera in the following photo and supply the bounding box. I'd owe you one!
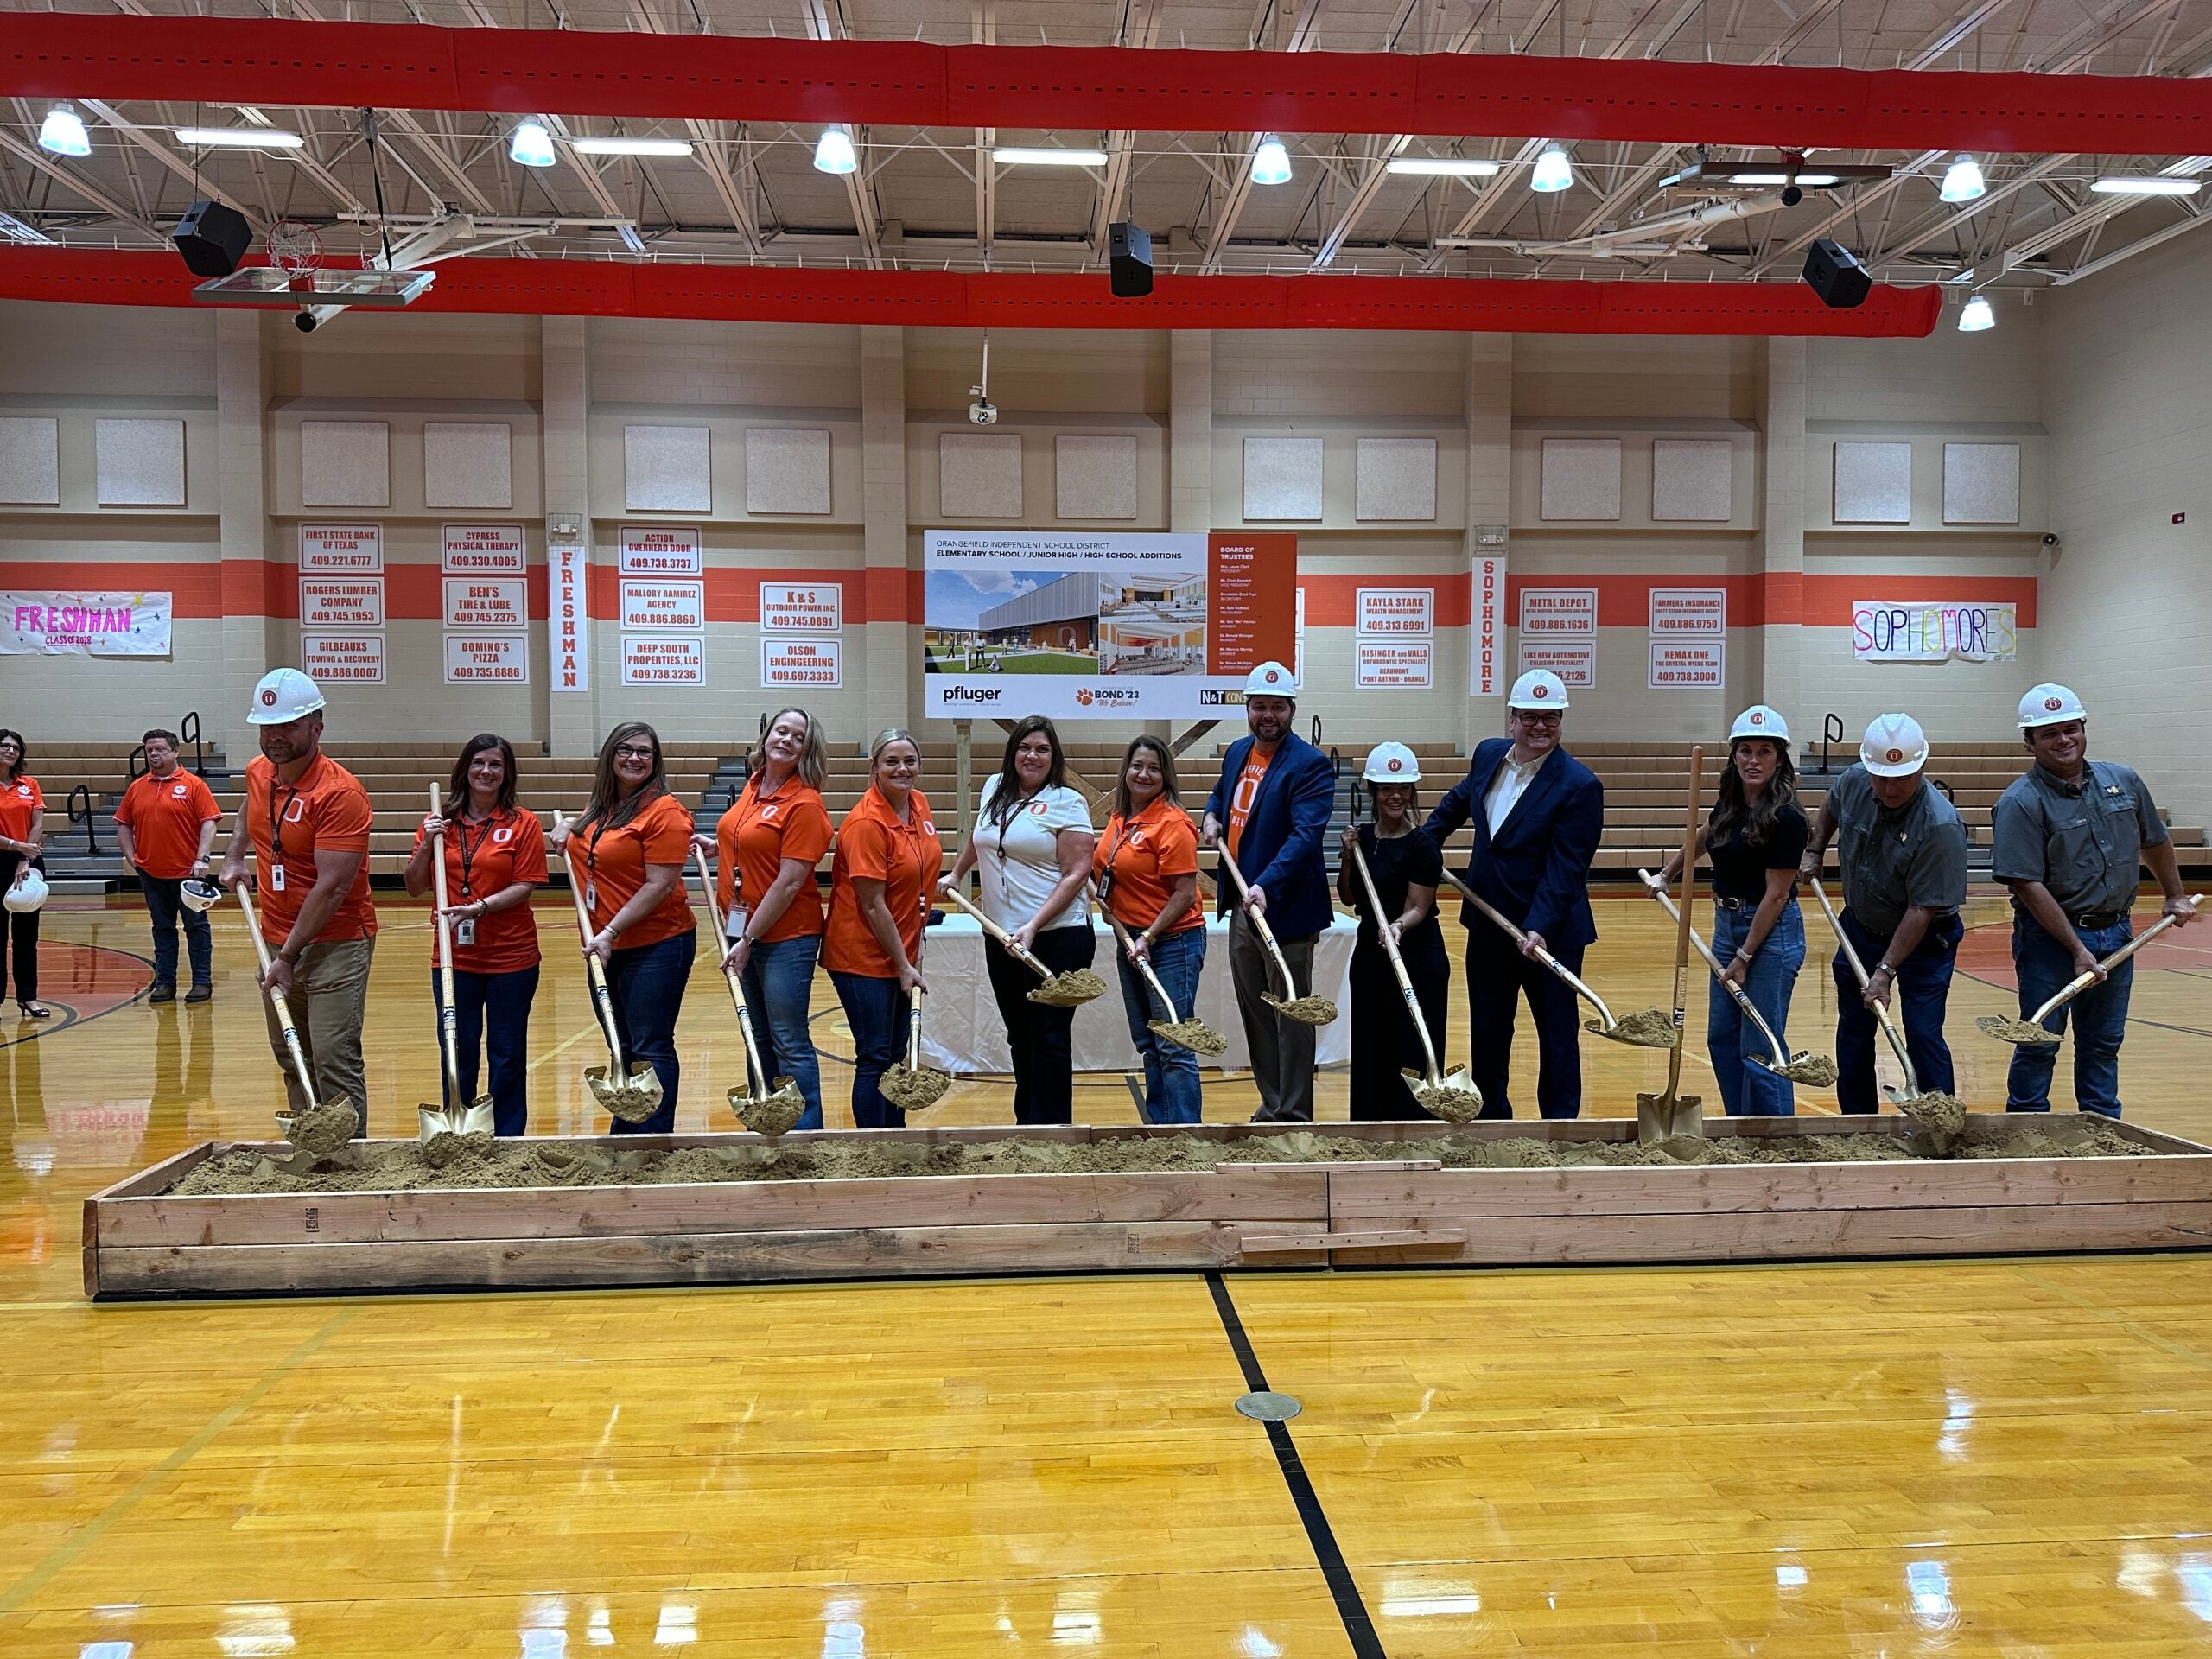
[1782,184,1803,207]
[2041,532,2060,547]
[968,397,997,426]
[294,308,321,334]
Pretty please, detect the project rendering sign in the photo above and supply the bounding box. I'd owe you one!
[922,530,1296,718]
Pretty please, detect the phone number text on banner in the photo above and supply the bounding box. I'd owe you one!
[3,592,173,656]
[1853,600,2018,662]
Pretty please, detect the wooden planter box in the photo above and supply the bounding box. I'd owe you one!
[81,1117,2212,1300]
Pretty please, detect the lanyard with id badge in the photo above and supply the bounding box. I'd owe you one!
[450,815,490,948]
[266,784,304,893]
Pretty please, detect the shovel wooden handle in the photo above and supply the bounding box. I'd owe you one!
[1349,838,1444,1084]
[906,1000,925,1072]
[2029,894,2203,1023]
[1214,844,1303,1000]
[939,884,1055,981]
[1641,871,1793,1070]
[1439,868,1620,1030]
[1662,747,1704,1100]
[232,877,321,1112]
[1809,875,1920,1096]
[693,843,774,1102]
[427,784,467,1109]
[562,836,630,1076]
[1094,885,1189,1025]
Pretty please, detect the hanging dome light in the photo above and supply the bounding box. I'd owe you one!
[813,128,858,175]
[1958,294,1995,332]
[1250,137,1293,186]
[1530,144,1574,194]
[1940,155,1986,204]
[38,104,92,159]
[509,120,556,168]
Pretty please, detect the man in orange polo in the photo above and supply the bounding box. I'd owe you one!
[217,668,378,1131]
[114,728,222,1003]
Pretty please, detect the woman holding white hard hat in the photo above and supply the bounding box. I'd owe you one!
[0,728,51,1018]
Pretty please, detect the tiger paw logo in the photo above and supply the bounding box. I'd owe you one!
[1075,688,1095,707]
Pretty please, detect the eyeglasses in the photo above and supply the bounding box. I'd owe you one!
[613,745,656,761]
[1512,710,1563,727]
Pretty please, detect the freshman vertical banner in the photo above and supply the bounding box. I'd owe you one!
[550,536,588,693]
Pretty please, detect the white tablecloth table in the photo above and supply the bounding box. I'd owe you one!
[914,913,1357,1073]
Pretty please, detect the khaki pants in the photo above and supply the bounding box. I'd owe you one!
[1228,910,1317,1122]
[259,935,375,1130]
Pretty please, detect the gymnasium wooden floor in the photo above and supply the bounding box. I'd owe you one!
[4,884,2211,1656]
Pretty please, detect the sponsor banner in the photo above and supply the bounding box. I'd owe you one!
[444,633,529,684]
[617,524,703,576]
[2,591,173,657]
[299,577,385,630]
[301,632,386,683]
[1355,587,1434,637]
[1471,556,1503,696]
[760,582,842,633]
[1649,639,1726,690]
[442,578,527,631]
[620,634,706,686]
[620,579,706,632]
[299,524,383,573]
[1517,639,1595,688]
[441,523,527,575]
[1853,600,2018,663]
[1518,588,1598,636]
[1649,588,1726,637]
[551,539,588,693]
[1355,639,1434,689]
[761,637,843,689]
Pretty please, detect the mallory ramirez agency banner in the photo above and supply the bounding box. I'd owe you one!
[922,531,1296,719]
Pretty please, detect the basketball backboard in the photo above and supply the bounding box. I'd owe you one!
[192,268,437,308]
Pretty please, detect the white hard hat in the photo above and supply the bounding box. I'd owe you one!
[2018,683,2088,729]
[1729,704,1791,744]
[1243,660,1295,699]
[1363,742,1421,784]
[179,878,224,913]
[1507,669,1569,711]
[4,869,48,914]
[1860,713,1929,779]
[247,666,327,726]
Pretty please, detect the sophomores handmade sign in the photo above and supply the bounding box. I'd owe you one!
[3,592,173,656]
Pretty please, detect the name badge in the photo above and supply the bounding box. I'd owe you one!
[454,917,476,948]
[584,880,599,913]
[270,864,287,893]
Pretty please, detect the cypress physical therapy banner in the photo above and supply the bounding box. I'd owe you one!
[3,591,172,656]
[922,531,1296,718]
[1853,600,2018,663]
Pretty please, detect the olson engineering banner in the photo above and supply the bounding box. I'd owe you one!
[923,531,1295,719]
[3,592,173,657]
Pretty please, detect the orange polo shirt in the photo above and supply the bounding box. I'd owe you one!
[116,769,221,880]
[1225,743,1275,863]
[245,751,378,944]
[1095,797,1204,936]
[822,786,938,977]
[572,791,697,950]
[715,774,832,944]
[411,805,549,975]
[0,774,45,844]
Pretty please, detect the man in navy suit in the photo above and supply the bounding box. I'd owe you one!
[1203,660,1338,1122]
[1423,669,1605,1118]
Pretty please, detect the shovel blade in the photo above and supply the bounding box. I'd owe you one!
[1636,1090,1704,1146]
[417,1099,496,1141]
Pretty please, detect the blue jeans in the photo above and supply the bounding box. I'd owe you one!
[1114,925,1206,1124]
[141,874,213,988]
[434,962,540,1135]
[2006,914,2135,1117]
[740,933,823,1131]
[830,969,912,1129]
[602,930,695,1134]
[1830,908,1962,1115]
[1708,901,1806,1116]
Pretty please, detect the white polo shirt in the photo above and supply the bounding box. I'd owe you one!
[975,775,1093,933]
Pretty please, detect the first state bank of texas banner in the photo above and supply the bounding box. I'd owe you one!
[923,531,1297,719]
[3,592,174,656]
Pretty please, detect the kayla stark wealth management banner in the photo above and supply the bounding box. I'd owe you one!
[3,591,173,657]
[922,531,1296,719]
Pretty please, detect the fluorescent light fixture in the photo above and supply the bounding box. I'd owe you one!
[1530,145,1573,193]
[175,127,304,149]
[2090,176,2201,194]
[38,104,92,158]
[1385,156,1500,177]
[509,120,556,168]
[813,128,858,175]
[1940,154,1986,203]
[1728,171,1840,186]
[992,147,1110,167]
[1958,294,1995,332]
[568,136,694,156]
[1250,137,1293,186]
[0,211,56,245]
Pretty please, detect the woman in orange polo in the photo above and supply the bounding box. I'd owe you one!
[822,728,938,1128]
[406,734,549,1135]
[0,728,48,1018]
[552,721,696,1134]
[1095,736,1207,1122]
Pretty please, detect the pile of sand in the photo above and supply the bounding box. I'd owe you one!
[1027,969,1109,1007]
[880,1064,952,1111]
[284,1102,359,1160]
[733,1084,807,1137]
[1977,1014,2062,1046]
[1595,1007,1680,1047]
[1765,1053,1841,1086]
[1148,1018,1227,1056]
[1267,995,1339,1025]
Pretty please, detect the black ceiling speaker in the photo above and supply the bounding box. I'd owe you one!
[1801,238,1872,310]
[172,200,253,278]
[1108,221,1154,297]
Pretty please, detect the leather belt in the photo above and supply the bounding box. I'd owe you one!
[1712,894,1748,911]
[2071,910,2125,930]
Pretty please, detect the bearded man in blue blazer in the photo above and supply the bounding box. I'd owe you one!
[1423,669,1605,1118]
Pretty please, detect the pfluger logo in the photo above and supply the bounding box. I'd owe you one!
[944,686,1002,704]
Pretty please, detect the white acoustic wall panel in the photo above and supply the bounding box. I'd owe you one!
[940,432,1024,518]
[95,417,187,507]
[302,420,391,508]
[1942,442,2021,524]
[1055,435,1139,520]
[1243,435,1325,520]
[1833,441,1912,524]
[623,424,712,512]
[1540,437,1621,521]
[423,422,513,510]
[0,417,59,505]
[1355,437,1438,521]
[1651,438,1734,521]
[746,428,833,514]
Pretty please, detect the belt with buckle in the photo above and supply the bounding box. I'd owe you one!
[1712,894,1748,911]
[2071,909,2125,930]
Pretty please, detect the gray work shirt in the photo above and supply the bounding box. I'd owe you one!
[1828,764,1969,938]
[1990,759,2166,919]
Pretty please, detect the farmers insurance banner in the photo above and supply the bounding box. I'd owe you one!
[3,592,173,657]
[923,531,1296,719]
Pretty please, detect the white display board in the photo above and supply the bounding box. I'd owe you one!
[761,637,843,689]
[760,582,842,633]
[1354,588,1434,637]
[1519,588,1597,636]
[1834,442,1912,524]
[442,578,527,631]
[621,634,706,685]
[440,524,526,575]
[1540,437,1622,521]
[617,524,704,576]
[1517,639,1595,688]
[1649,639,1726,690]
[1355,639,1434,689]
[444,634,529,685]
[620,580,706,632]
[299,524,383,573]
[301,632,386,683]
[299,577,385,630]
[1648,588,1726,637]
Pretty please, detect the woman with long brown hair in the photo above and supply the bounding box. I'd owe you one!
[1094,735,1205,1122]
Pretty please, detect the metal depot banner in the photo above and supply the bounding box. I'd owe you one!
[3,591,174,656]
[922,531,1296,719]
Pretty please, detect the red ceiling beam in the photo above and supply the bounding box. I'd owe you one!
[7,14,2212,154]
[0,249,1940,336]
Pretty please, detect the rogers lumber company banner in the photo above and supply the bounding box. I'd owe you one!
[3,591,173,656]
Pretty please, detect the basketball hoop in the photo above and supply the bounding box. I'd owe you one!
[267,220,323,293]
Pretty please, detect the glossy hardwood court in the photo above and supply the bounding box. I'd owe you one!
[4,885,2211,1656]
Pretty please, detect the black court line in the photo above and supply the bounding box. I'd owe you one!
[1205,1270,1387,1659]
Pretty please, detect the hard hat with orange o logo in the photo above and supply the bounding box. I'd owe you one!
[1507,669,1570,711]
[1728,704,1791,745]
[1859,713,1929,779]
[247,666,328,725]
[1243,660,1295,699]
[1362,742,1421,784]
[2017,683,2087,730]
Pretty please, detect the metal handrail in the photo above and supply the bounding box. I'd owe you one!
[66,784,99,854]
[1819,712,1844,772]
[181,710,206,776]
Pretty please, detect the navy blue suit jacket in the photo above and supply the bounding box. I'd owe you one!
[1422,739,1604,950]
[1204,731,1337,938]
